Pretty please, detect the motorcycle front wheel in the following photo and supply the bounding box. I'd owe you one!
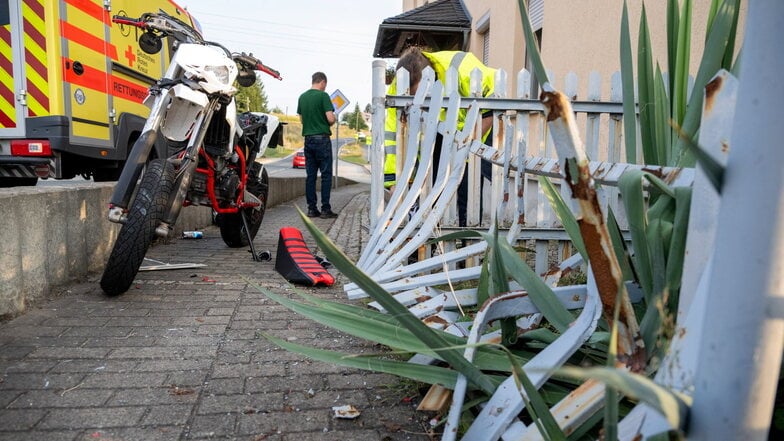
[100,159,176,296]
[216,166,269,248]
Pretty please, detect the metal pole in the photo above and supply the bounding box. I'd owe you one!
[334,111,339,189]
[369,60,387,228]
[690,2,784,439]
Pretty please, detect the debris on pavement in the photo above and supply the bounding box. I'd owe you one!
[332,404,361,419]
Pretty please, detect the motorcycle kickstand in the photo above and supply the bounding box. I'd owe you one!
[240,209,270,262]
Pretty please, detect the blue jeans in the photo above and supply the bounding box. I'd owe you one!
[304,135,333,212]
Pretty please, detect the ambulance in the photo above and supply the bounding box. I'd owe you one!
[0,0,200,186]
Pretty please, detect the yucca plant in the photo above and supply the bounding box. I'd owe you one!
[254,0,741,439]
[527,0,740,437]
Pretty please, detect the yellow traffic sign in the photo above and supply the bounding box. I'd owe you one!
[330,89,349,114]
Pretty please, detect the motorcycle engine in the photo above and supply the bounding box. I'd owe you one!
[216,168,240,201]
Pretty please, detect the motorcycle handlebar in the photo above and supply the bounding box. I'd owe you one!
[234,53,283,81]
[112,12,203,44]
[111,16,147,29]
[114,13,283,81]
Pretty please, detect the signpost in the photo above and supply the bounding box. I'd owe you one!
[330,89,349,188]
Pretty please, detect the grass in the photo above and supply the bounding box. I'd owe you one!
[339,141,368,165]
[263,113,368,162]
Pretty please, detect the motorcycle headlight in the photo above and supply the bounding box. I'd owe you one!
[204,65,230,85]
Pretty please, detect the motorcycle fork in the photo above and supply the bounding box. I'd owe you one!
[109,94,168,212]
[160,100,220,231]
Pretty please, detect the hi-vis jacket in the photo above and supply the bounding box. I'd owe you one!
[383,51,496,188]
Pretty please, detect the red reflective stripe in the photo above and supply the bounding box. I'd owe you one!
[110,76,148,104]
[0,26,15,127]
[22,18,45,50]
[61,21,118,60]
[0,84,14,108]
[25,85,47,117]
[0,111,15,128]
[63,58,108,93]
[64,0,109,25]
[24,0,44,18]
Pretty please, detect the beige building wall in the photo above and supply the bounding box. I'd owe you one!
[401,0,745,100]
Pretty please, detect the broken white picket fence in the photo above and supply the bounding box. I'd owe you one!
[350,60,744,440]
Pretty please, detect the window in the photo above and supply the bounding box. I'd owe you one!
[476,11,491,65]
[481,28,490,65]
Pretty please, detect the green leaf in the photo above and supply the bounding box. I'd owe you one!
[519,328,559,345]
[607,205,635,282]
[264,334,460,389]
[672,0,693,126]
[665,187,692,295]
[558,366,692,430]
[506,350,567,441]
[257,285,441,357]
[478,251,491,307]
[637,4,658,165]
[486,235,575,333]
[484,223,517,346]
[675,0,739,166]
[539,176,588,260]
[653,66,674,166]
[604,282,625,441]
[619,170,653,300]
[676,127,725,192]
[298,209,497,394]
[253,282,528,374]
[620,1,637,164]
[666,0,680,95]
[722,0,741,70]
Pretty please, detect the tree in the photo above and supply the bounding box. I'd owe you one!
[235,75,270,113]
[340,103,368,131]
[364,103,371,113]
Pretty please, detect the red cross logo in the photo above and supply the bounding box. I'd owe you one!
[124,45,136,68]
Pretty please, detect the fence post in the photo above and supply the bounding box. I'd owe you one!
[690,1,784,438]
[370,60,387,228]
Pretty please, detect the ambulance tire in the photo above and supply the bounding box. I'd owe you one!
[100,159,175,296]
[217,166,268,248]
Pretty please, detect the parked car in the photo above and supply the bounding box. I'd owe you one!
[292,150,306,168]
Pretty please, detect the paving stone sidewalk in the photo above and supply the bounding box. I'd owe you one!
[0,183,435,441]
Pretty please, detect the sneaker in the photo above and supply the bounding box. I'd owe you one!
[320,210,338,219]
[307,209,321,218]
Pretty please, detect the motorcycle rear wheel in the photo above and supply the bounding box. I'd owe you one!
[100,159,176,296]
[217,166,269,248]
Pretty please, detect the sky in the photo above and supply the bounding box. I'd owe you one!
[177,0,402,116]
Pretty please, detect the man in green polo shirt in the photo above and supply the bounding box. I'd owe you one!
[297,72,337,218]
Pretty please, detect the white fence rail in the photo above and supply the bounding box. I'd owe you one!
[357,63,693,295]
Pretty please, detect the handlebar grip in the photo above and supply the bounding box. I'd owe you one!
[112,15,146,29]
[258,64,282,81]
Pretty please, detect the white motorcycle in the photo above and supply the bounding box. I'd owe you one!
[101,11,282,296]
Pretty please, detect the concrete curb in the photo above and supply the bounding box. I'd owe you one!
[0,176,352,317]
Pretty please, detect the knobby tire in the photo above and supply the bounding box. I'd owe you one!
[100,159,176,296]
[217,166,268,247]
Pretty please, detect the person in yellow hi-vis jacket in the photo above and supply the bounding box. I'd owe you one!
[384,47,496,226]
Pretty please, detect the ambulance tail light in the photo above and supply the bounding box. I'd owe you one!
[11,140,52,157]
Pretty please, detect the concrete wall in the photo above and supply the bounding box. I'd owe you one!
[0,176,351,318]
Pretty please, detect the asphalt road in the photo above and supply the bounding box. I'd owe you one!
[262,138,370,184]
